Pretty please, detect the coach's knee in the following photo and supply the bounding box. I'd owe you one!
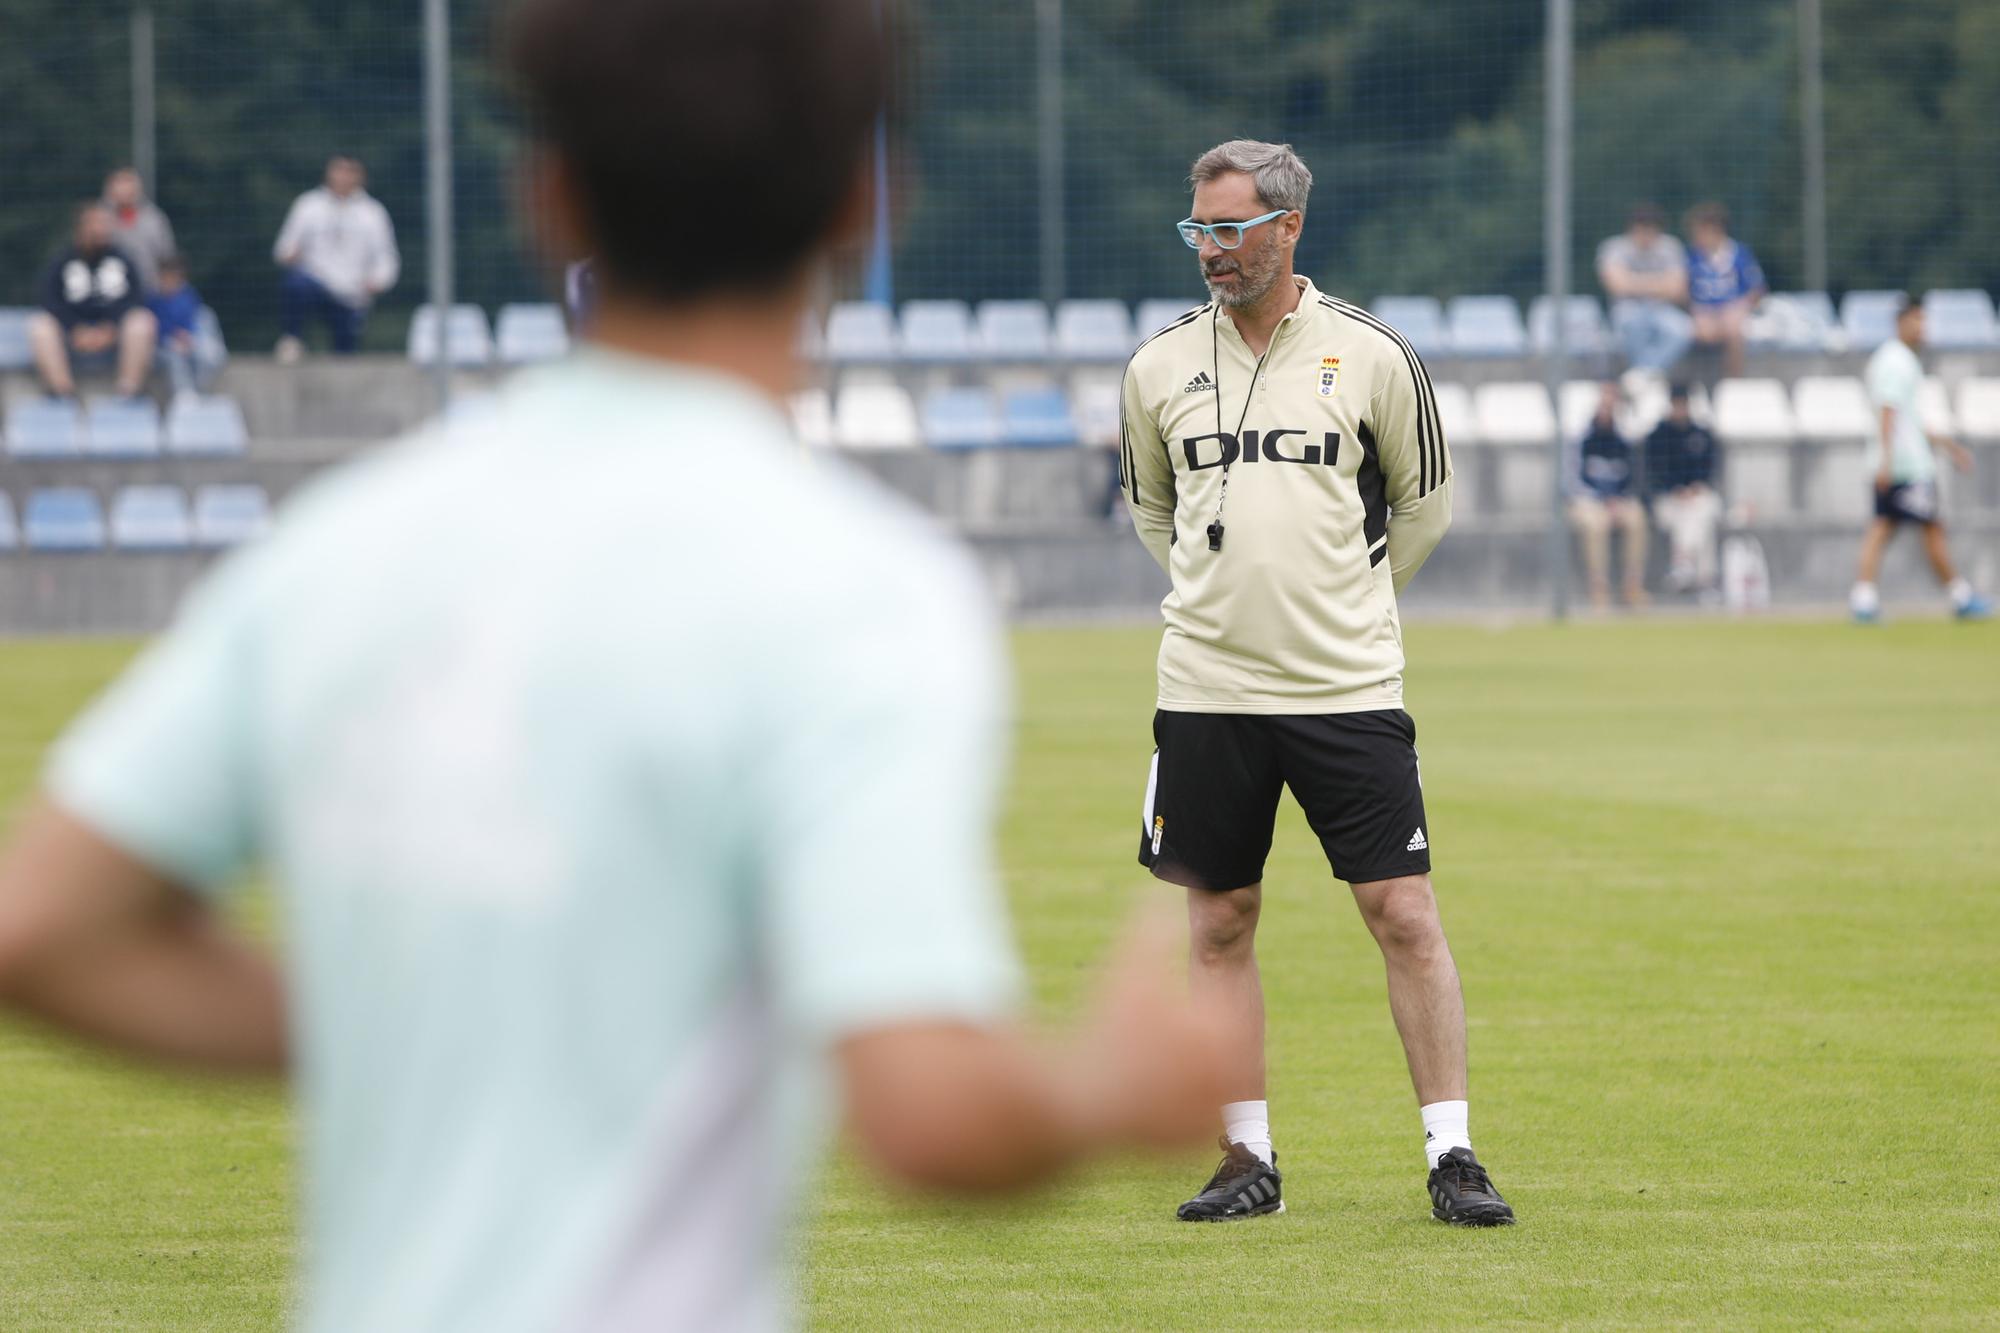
[1188,884,1260,963]
[1357,875,1445,962]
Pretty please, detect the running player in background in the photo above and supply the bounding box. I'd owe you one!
[0,3,1249,1329]
[1850,296,1991,623]
[1119,139,1514,1227]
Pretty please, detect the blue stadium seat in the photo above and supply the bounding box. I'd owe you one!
[976,301,1051,361]
[1055,300,1136,361]
[921,387,1002,449]
[110,485,194,551]
[495,303,571,364]
[195,304,228,358]
[1446,296,1527,357]
[824,302,897,362]
[24,488,107,551]
[1370,297,1448,358]
[1000,388,1075,447]
[1841,290,1902,351]
[0,492,18,550]
[1528,295,1607,356]
[165,394,249,456]
[6,398,83,458]
[408,303,494,366]
[84,396,162,458]
[1922,289,1999,350]
[0,307,36,371]
[1136,299,1204,340]
[1750,292,1838,351]
[899,300,976,361]
[193,485,273,548]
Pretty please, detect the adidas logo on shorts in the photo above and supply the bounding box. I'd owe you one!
[1407,827,1428,852]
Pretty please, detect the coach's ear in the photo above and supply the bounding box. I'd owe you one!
[822,159,879,257]
[1280,209,1304,252]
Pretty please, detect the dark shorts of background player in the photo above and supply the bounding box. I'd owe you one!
[1138,709,1431,891]
[1875,480,1940,527]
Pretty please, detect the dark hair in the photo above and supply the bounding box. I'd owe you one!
[1667,382,1691,401]
[1685,201,1729,233]
[159,253,187,277]
[507,0,892,305]
[1896,292,1925,319]
[1628,202,1664,228]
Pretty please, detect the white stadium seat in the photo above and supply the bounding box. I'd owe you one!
[898,300,976,362]
[408,304,493,366]
[1529,295,1608,357]
[832,383,920,449]
[1136,299,1203,339]
[1791,376,1873,439]
[975,301,1051,361]
[1472,382,1557,445]
[1432,382,1479,446]
[495,304,571,364]
[110,485,194,551]
[1446,295,1527,357]
[823,302,897,361]
[1712,379,1795,442]
[1918,378,1956,437]
[1069,374,1122,447]
[789,389,832,449]
[1956,379,2000,439]
[1054,301,1135,361]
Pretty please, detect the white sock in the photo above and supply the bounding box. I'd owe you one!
[1850,582,1880,614]
[1222,1100,1273,1166]
[1421,1100,1471,1169]
[1948,577,1974,610]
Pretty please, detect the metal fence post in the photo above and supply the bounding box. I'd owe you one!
[1036,0,1066,306]
[424,0,454,407]
[1544,0,1573,620]
[131,7,155,193]
[1799,0,1828,295]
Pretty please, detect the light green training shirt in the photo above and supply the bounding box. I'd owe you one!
[48,349,1022,1332]
[1864,337,1936,484]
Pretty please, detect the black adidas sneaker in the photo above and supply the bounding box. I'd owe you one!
[1175,1136,1283,1221]
[1427,1146,1515,1226]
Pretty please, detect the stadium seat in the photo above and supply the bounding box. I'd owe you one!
[823,301,898,362]
[1749,292,1837,351]
[1471,382,1556,444]
[976,301,1052,361]
[83,396,162,458]
[1054,300,1136,362]
[1712,379,1795,442]
[0,307,36,370]
[1791,376,1873,439]
[921,387,1003,449]
[1955,379,2000,439]
[1000,388,1075,447]
[1069,374,1123,447]
[1432,382,1479,446]
[110,485,194,551]
[789,389,832,449]
[1446,296,1527,357]
[1556,380,1604,441]
[832,383,920,449]
[1918,378,1956,437]
[495,304,570,364]
[24,488,106,551]
[1135,299,1204,340]
[899,300,976,362]
[6,398,83,458]
[1840,290,1902,351]
[795,310,824,363]
[1529,295,1607,357]
[407,304,494,366]
[0,492,17,550]
[192,485,273,548]
[164,394,249,457]
[1370,297,1448,358]
[1922,289,1999,350]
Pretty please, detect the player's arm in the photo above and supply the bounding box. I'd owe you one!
[1373,346,1454,593]
[1120,364,1176,571]
[1876,405,1898,488]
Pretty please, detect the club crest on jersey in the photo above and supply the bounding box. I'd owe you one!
[1317,356,1341,398]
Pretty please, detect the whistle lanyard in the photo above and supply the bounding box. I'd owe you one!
[1208,311,1270,552]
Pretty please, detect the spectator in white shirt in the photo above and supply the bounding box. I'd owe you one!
[272,155,399,361]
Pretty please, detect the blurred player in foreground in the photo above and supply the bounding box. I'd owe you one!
[1850,296,1990,623]
[0,2,1248,1328]
[1119,140,1514,1226]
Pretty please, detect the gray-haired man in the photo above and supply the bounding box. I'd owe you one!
[1119,139,1515,1226]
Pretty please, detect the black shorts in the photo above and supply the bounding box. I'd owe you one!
[1138,709,1431,891]
[1875,480,1939,527]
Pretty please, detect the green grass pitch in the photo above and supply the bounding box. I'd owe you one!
[0,622,1995,1329]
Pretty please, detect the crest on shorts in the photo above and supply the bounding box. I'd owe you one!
[1317,356,1341,398]
[1152,815,1165,856]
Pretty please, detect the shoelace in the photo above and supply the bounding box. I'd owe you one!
[1440,1157,1493,1196]
[1202,1137,1258,1190]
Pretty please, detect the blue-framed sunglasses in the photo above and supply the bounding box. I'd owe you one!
[1177,209,1291,250]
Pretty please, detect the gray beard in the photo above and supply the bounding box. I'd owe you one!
[1203,258,1281,310]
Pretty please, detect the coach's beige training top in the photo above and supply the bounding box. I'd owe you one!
[1120,277,1453,714]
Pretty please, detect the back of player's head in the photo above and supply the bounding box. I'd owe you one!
[1189,140,1313,215]
[1896,292,1926,323]
[508,0,891,306]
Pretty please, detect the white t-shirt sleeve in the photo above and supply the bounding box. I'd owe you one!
[45,550,268,896]
[1866,345,1914,409]
[755,541,1022,1044]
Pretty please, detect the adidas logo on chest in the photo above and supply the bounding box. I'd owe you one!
[1183,371,1215,394]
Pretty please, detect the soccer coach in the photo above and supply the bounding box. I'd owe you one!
[1120,140,1514,1226]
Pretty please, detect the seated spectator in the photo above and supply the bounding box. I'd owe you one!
[101,166,177,294]
[1568,381,1648,610]
[1597,203,1691,372]
[1644,384,1724,594]
[1684,202,1765,379]
[146,255,225,397]
[273,154,400,361]
[26,203,157,399]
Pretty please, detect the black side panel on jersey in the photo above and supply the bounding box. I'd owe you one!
[1318,295,1445,498]
[1356,419,1388,565]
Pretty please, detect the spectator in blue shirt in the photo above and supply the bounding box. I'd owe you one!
[1683,202,1765,378]
[1568,381,1648,609]
[144,255,225,397]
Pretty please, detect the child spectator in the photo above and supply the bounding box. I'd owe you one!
[146,255,226,396]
